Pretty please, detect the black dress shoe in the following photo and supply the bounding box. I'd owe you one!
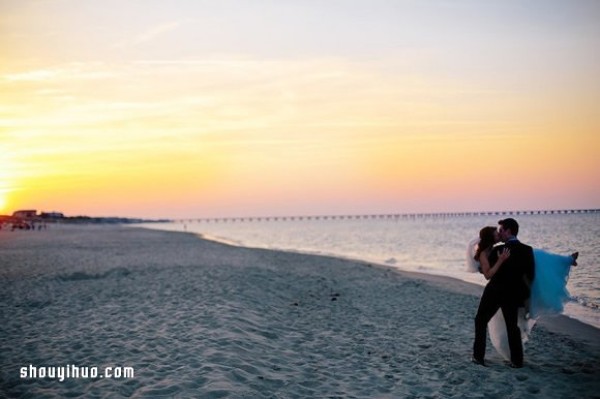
[471,356,487,367]
[509,362,523,369]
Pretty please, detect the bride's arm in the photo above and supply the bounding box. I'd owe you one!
[481,248,510,280]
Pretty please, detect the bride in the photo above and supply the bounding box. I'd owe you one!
[467,226,578,361]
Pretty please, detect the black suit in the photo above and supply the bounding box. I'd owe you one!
[473,240,535,366]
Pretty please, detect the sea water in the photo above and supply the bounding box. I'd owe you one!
[138,212,600,329]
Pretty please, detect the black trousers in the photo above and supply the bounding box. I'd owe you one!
[473,284,523,366]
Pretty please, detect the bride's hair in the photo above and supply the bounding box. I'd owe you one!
[474,226,497,261]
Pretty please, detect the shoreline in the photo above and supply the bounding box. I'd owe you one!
[139,221,600,331]
[2,225,599,398]
[135,226,600,355]
[172,226,600,336]
[205,233,600,350]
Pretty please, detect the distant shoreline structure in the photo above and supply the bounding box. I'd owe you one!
[3,208,598,227]
[173,208,600,224]
[0,210,167,229]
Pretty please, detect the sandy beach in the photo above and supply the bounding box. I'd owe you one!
[1,225,599,398]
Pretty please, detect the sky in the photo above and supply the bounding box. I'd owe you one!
[1,0,599,219]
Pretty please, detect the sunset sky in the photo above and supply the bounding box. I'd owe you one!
[1,0,599,218]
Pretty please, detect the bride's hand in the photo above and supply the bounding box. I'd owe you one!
[498,248,510,262]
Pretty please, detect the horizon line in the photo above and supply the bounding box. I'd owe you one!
[170,208,600,223]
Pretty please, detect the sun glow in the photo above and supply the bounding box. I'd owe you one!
[0,155,20,214]
[0,182,10,214]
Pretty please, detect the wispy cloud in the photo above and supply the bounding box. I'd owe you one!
[2,55,507,140]
[3,64,115,82]
[113,21,184,49]
[4,69,60,82]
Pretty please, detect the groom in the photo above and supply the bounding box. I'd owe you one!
[472,218,535,368]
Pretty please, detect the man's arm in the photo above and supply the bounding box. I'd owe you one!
[481,248,510,280]
[488,244,501,265]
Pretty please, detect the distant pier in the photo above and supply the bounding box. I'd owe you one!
[173,209,599,224]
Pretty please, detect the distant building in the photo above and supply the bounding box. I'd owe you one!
[12,210,37,219]
[40,212,65,219]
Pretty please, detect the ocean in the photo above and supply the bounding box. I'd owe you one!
[138,211,600,329]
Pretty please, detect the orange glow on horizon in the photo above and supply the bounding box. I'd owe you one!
[1,1,599,218]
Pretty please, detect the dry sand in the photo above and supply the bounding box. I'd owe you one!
[1,225,599,398]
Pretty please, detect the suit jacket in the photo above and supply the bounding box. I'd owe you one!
[488,240,535,306]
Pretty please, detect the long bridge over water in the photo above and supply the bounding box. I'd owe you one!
[173,208,599,224]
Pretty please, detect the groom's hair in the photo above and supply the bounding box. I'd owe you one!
[498,218,519,236]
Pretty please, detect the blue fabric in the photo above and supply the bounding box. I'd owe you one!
[488,248,573,361]
[530,249,572,317]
